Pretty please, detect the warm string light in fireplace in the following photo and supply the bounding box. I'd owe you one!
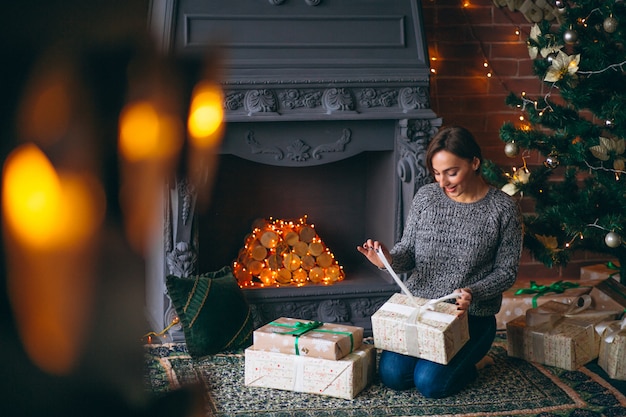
[233,215,345,288]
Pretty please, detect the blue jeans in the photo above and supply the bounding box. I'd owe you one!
[378,314,496,398]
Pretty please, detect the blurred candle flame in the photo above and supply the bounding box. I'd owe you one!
[187,81,224,149]
[119,100,183,161]
[118,98,184,255]
[2,143,105,375]
[2,144,104,249]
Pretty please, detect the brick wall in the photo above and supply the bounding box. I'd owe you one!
[421,0,611,279]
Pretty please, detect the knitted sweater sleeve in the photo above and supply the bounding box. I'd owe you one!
[467,200,523,302]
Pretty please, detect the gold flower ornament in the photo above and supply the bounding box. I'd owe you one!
[590,136,626,172]
[544,51,580,82]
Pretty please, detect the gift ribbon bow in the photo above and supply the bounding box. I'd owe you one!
[514,280,580,308]
[268,320,354,356]
[375,248,459,322]
[596,315,626,343]
[606,261,621,279]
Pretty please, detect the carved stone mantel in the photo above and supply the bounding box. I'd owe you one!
[146,0,440,339]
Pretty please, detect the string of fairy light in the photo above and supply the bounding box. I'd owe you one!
[429,0,624,251]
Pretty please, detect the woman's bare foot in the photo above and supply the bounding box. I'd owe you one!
[475,355,495,370]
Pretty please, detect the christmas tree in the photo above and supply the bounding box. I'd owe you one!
[483,0,626,284]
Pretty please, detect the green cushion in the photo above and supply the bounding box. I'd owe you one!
[166,266,253,357]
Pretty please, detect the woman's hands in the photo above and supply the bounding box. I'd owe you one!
[358,239,472,317]
[454,288,472,317]
[356,238,390,270]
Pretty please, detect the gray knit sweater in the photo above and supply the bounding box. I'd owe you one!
[390,183,523,317]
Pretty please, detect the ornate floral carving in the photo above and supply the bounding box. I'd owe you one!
[245,89,277,115]
[225,91,245,111]
[350,297,388,318]
[359,88,398,108]
[397,119,437,191]
[246,130,284,160]
[245,130,353,163]
[404,118,438,144]
[226,86,433,115]
[177,178,195,226]
[286,139,311,161]
[279,89,323,109]
[260,301,318,320]
[322,88,355,113]
[312,128,351,159]
[166,241,197,277]
[399,86,429,111]
[317,299,350,322]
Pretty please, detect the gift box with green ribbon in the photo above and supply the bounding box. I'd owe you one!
[496,279,594,330]
[580,261,621,281]
[506,297,621,371]
[253,317,363,360]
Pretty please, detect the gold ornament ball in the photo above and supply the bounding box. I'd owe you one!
[504,142,519,158]
[605,232,622,248]
[603,16,618,34]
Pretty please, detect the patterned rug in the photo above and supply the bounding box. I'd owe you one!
[144,336,626,417]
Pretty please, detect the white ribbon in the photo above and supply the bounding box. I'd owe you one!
[375,248,459,322]
[599,316,626,343]
[292,355,306,392]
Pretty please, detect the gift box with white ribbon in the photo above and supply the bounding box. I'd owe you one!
[506,296,621,371]
[244,344,375,399]
[371,293,469,364]
[598,317,626,380]
[369,249,469,365]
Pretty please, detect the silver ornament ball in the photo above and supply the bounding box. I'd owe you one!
[504,142,519,158]
[604,16,618,34]
[547,52,558,64]
[543,151,560,169]
[605,232,622,248]
[563,29,578,44]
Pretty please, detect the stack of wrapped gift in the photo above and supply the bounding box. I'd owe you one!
[598,317,626,380]
[371,293,469,364]
[593,278,626,380]
[506,295,621,371]
[244,317,375,399]
[496,279,594,330]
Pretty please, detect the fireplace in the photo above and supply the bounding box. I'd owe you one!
[145,0,441,339]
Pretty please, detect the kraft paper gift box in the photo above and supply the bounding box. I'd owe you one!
[496,279,594,330]
[370,293,469,365]
[244,344,375,399]
[506,299,619,371]
[589,278,626,313]
[580,261,621,282]
[253,317,363,360]
[598,318,626,380]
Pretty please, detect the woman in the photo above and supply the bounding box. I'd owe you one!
[357,126,523,398]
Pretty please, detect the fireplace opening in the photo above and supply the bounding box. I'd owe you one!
[197,149,397,284]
